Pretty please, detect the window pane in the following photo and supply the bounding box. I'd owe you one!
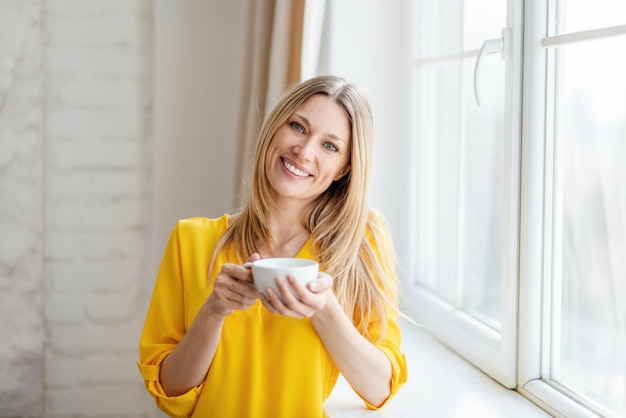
[463,0,507,50]
[418,0,506,57]
[556,0,626,34]
[418,0,462,58]
[415,0,506,328]
[551,35,626,417]
[461,57,505,326]
[416,61,462,304]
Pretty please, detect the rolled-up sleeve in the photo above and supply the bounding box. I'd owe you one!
[137,222,202,418]
[136,357,204,417]
[362,317,408,410]
[358,211,408,409]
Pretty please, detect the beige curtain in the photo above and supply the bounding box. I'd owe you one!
[233,0,305,206]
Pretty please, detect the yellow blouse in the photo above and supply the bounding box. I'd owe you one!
[137,215,407,418]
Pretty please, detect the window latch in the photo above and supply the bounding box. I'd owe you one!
[474,28,510,106]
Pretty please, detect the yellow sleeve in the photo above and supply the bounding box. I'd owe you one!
[359,210,408,410]
[362,316,408,410]
[136,221,202,418]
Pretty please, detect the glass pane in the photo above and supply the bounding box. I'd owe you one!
[418,0,506,58]
[416,61,462,304]
[415,0,506,328]
[418,0,462,58]
[551,35,626,417]
[463,0,507,50]
[556,0,626,34]
[461,57,505,326]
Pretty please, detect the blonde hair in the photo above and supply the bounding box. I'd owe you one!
[216,75,399,341]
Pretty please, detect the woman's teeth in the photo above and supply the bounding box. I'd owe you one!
[283,159,309,177]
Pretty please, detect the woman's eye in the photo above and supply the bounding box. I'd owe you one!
[324,142,338,152]
[289,121,305,134]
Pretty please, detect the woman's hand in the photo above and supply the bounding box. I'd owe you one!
[205,253,262,317]
[260,272,334,318]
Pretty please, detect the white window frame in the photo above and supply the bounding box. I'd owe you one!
[406,1,625,417]
[518,2,626,417]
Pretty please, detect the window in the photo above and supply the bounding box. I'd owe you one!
[405,0,521,388]
[520,2,626,417]
[407,1,626,417]
[414,0,508,328]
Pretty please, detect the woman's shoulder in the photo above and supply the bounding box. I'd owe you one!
[367,208,386,224]
[366,208,390,234]
[175,214,231,239]
[364,208,395,256]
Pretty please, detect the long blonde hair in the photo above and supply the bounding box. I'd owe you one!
[217,75,399,341]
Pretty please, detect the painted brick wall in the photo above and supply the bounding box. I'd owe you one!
[1,0,156,416]
[43,0,155,416]
[0,0,45,416]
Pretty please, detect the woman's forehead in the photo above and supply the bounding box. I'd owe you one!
[291,95,351,142]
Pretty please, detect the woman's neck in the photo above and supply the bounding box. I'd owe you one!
[261,210,310,258]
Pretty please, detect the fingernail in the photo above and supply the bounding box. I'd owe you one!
[309,281,317,291]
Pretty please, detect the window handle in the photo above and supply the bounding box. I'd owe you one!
[474,28,509,106]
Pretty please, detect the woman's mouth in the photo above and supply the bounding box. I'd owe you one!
[282,158,310,178]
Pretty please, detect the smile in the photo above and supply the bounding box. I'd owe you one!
[282,158,310,177]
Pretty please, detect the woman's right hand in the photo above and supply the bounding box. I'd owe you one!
[205,253,262,317]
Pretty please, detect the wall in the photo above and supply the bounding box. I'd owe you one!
[0,1,45,415]
[320,0,414,276]
[43,0,154,415]
[152,0,247,275]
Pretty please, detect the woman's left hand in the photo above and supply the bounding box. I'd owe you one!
[260,272,334,318]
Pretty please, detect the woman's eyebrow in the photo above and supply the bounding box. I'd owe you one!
[292,113,347,144]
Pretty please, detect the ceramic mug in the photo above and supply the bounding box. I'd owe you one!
[244,258,319,301]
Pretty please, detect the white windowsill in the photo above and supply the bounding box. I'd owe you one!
[324,321,550,417]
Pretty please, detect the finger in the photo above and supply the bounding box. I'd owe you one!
[307,272,333,293]
[265,286,304,319]
[263,287,285,311]
[279,277,316,318]
[234,284,261,302]
[214,271,260,300]
[285,275,309,299]
[209,287,257,313]
[246,252,261,263]
[221,263,255,285]
[214,281,259,305]
[259,293,279,314]
[285,276,327,312]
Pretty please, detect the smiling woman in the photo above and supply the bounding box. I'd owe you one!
[265,94,351,207]
[137,75,407,418]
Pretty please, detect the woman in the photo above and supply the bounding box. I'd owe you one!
[138,75,407,417]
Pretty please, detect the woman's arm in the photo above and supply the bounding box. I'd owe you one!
[310,296,392,406]
[160,259,261,396]
[159,302,225,396]
[263,274,393,407]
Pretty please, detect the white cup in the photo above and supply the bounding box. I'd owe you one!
[244,258,319,301]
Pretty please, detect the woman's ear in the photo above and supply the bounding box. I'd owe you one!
[334,165,351,181]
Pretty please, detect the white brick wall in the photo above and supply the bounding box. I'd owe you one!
[0,0,45,416]
[1,0,155,416]
[43,0,154,416]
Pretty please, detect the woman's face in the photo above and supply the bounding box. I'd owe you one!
[265,94,351,207]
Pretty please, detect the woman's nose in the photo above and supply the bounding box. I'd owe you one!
[293,139,315,160]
